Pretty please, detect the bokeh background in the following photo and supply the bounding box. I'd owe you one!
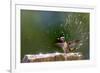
[21,10,89,61]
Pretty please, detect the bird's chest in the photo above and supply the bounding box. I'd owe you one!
[63,42,68,49]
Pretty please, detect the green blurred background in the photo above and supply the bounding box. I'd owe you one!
[21,10,89,61]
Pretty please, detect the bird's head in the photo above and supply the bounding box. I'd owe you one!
[57,36,65,43]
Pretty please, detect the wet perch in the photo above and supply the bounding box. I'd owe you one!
[22,52,83,63]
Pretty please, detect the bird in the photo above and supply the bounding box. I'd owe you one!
[55,36,69,60]
[56,36,69,53]
[56,36,81,60]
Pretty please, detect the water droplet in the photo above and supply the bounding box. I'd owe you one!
[55,52,60,55]
[79,21,82,24]
[39,53,43,56]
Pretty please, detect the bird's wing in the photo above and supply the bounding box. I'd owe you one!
[55,43,64,48]
[68,40,83,49]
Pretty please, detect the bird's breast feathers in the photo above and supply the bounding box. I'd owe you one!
[63,42,68,48]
